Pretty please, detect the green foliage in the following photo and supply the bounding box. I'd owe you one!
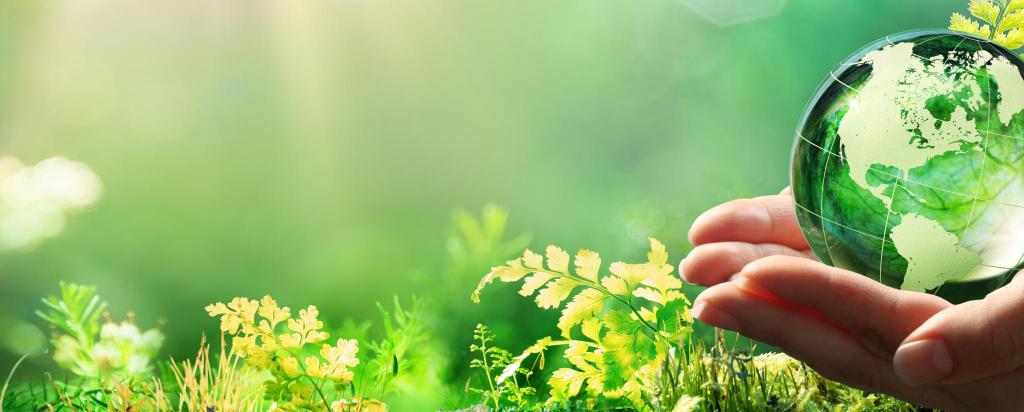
[165,337,266,411]
[0,219,923,411]
[354,296,446,409]
[1,373,118,411]
[467,324,536,410]
[36,282,164,386]
[206,295,366,411]
[950,0,1024,50]
[471,240,919,412]
[419,205,536,400]
[473,238,691,410]
[675,335,918,412]
[11,282,167,410]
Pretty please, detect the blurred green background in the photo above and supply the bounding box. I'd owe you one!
[0,0,965,407]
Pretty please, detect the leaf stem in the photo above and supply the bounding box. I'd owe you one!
[477,334,501,410]
[548,270,667,338]
[554,270,665,339]
[306,376,333,412]
[994,0,1009,38]
[292,350,334,411]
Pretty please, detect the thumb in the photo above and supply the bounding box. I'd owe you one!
[893,276,1024,386]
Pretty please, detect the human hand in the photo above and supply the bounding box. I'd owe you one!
[682,190,1024,411]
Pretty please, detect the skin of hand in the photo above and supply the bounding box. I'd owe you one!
[681,188,1024,411]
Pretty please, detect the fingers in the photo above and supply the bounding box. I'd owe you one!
[692,282,961,409]
[680,242,815,287]
[693,282,877,386]
[895,276,1024,386]
[688,194,808,250]
[733,256,951,357]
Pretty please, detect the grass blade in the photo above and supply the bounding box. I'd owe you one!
[0,352,34,412]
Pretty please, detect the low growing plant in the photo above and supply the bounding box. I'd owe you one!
[472,238,691,410]
[8,282,168,410]
[467,324,535,410]
[205,296,373,411]
[166,336,266,411]
[470,238,919,412]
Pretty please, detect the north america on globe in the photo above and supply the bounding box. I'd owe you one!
[792,30,1024,302]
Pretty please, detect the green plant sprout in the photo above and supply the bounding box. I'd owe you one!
[467,324,535,410]
[36,282,164,386]
[355,297,429,406]
[26,282,166,410]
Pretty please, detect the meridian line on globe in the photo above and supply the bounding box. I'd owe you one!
[793,30,1024,300]
[828,72,859,93]
[793,201,1019,271]
[878,171,903,283]
[837,39,988,291]
[799,130,1024,209]
[985,129,1024,140]
[818,121,841,266]
[944,39,995,299]
[956,39,994,246]
[975,35,1024,291]
[802,127,1024,149]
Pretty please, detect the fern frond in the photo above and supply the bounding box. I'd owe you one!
[474,238,693,409]
[969,0,1001,25]
[996,27,1024,48]
[952,0,1024,50]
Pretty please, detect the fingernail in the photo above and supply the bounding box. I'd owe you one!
[893,339,953,386]
[691,301,742,332]
[679,257,692,283]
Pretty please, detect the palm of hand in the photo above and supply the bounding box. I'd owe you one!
[685,190,1024,411]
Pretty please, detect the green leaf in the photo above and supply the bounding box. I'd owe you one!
[969,0,1001,25]
[600,311,657,391]
[549,368,591,400]
[656,299,686,336]
[573,249,601,283]
[535,277,580,309]
[556,288,606,338]
[603,311,645,335]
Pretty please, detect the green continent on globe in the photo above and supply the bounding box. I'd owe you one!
[791,29,1024,302]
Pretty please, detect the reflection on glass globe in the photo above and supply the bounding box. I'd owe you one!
[791,29,1024,303]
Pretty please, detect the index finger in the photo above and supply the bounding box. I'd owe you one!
[688,193,809,250]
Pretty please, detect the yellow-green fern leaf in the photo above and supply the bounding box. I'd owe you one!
[536,277,580,309]
[545,245,570,273]
[557,288,606,338]
[573,249,601,283]
[996,27,1024,48]
[519,272,554,297]
[1010,0,1024,13]
[998,9,1024,31]
[970,0,1001,25]
[950,12,992,38]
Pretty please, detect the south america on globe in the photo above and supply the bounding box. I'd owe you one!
[791,29,1024,303]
